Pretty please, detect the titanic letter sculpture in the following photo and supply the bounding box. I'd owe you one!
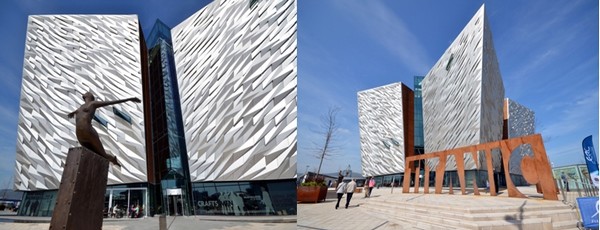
[67,92,140,167]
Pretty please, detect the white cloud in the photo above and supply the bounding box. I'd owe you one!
[539,90,598,140]
[329,0,430,74]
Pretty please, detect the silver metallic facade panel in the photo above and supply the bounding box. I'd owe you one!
[15,15,147,191]
[422,5,504,171]
[506,98,535,175]
[358,83,407,177]
[172,0,297,182]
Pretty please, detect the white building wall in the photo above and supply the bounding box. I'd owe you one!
[506,98,535,175]
[172,0,297,182]
[422,5,504,171]
[358,83,408,177]
[15,15,147,191]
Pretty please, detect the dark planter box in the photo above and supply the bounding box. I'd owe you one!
[297,186,327,203]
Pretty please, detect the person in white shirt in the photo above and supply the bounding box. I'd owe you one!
[335,180,347,209]
[345,179,357,209]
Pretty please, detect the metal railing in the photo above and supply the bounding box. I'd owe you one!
[555,179,598,207]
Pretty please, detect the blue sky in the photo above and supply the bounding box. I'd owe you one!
[0,0,597,189]
[297,0,599,175]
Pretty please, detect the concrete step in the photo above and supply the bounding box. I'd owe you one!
[363,198,579,229]
[470,217,552,229]
[366,204,470,230]
[365,200,577,221]
[552,220,581,230]
[367,197,572,214]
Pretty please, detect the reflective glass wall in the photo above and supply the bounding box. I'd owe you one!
[191,180,296,216]
[103,186,147,218]
[146,19,193,216]
[17,190,57,216]
[414,76,425,155]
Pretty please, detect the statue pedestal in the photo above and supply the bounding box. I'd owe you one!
[50,147,109,230]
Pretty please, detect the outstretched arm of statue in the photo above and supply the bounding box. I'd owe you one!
[67,110,77,119]
[94,97,141,108]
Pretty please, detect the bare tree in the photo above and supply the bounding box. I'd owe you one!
[314,107,341,176]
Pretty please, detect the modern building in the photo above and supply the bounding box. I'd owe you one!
[171,0,297,216]
[358,83,414,184]
[15,15,149,217]
[552,164,593,186]
[421,4,504,172]
[145,19,193,216]
[504,98,535,185]
[14,0,297,217]
[357,5,524,187]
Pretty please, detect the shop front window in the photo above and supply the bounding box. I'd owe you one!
[104,188,147,219]
[18,190,57,217]
[191,180,296,216]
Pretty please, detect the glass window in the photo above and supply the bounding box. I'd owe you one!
[113,107,132,124]
[446,54,454,71]
[191,180,296,216]
[129,190,145,218]
[17,190,57,217]
[93,113,108,127]
[112,189,129,218]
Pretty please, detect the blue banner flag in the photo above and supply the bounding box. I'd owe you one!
[582,135,599,187]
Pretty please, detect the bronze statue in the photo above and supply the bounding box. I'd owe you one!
[67,92,140,167]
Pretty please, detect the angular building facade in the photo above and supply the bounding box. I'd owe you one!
[15,15,148,216]
[358,83,414,179]
[421,5,504,171]
[504,98,535,182]
[15,0,298,218]
[171,0,297,215]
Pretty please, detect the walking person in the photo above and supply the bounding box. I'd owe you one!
[345,179,357,209]
[561,172,570,192]
[335,179,347,209]
[364,177,369,198]
[367,177,376,197]
[112,204,119,218]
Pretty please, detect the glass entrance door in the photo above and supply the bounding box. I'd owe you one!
[165,188,183,216]
[166,188,184,216]
[166,194,183,216]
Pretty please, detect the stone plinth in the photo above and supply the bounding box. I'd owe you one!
[50,147,109,230]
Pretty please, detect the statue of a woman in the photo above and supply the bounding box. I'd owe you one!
[67,92,140,167]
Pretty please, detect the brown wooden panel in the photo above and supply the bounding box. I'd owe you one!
[424,165,430,194]
[500,141,527,198]
[402,162,412,193]
[50,147,109,230]
[414,163,420,193]
[455,151,466,195]
[522,135,558,200]
[448,173,454,195]
[402,85,415,160]
[473,177,480,195]
[484,148,497,196]
[435,156,446,194]
[402,134,555,200]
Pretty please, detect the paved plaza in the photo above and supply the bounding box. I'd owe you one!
[298,186,581,230]
[0,185,587,229]
[0,213,296,230]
